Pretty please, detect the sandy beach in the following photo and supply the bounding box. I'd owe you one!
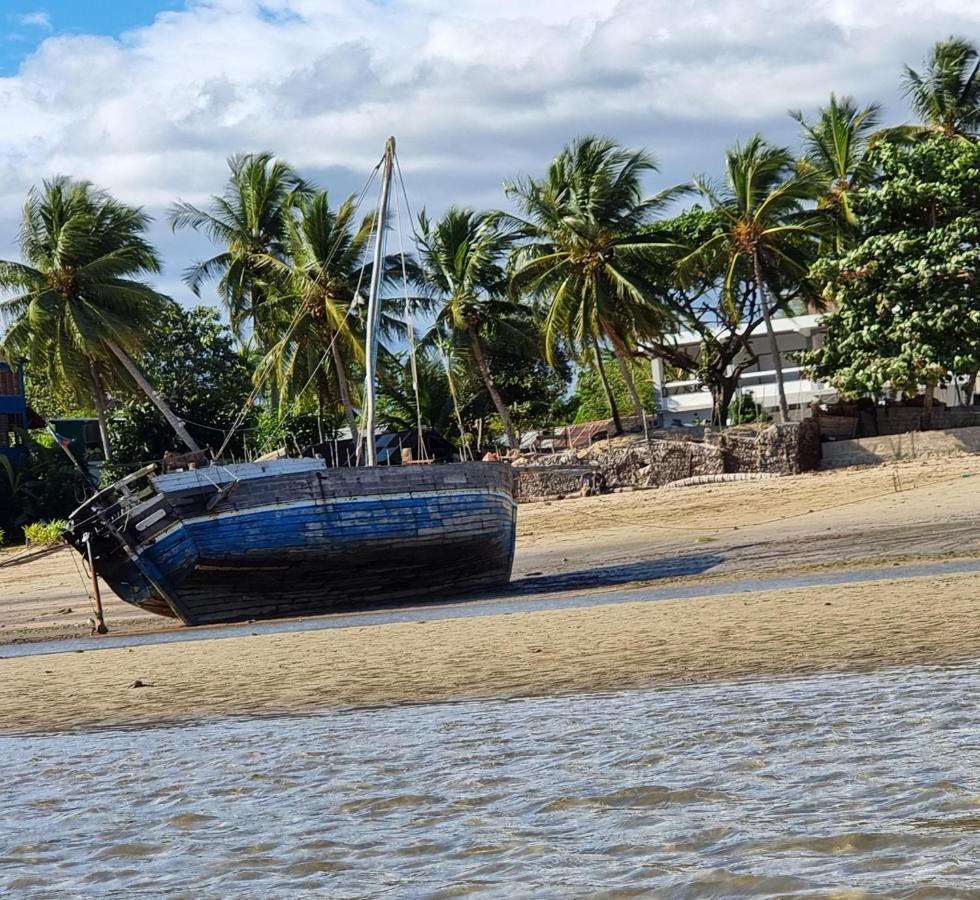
[3,453,980,732]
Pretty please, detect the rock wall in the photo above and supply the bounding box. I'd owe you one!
[514,421,820,502]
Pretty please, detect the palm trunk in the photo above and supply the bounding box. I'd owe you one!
[962,371,978,407]
[753,252,790,424]
[315,376,326,444]
[592,336,623,435]
[329,336,359,447]
[608,336,649,443]
[87,358,113,462]
[104,339,202,453]
[923,381,936,429]
[468,325,518,451]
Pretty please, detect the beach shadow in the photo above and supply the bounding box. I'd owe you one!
[505,552,725,597]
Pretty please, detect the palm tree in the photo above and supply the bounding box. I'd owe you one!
[506,136,683,431]
[902,37,980,138]
[253,191,374,445]
[169,152,312,347]
[790,94,884,248]
[0,178,199,460]
[678,137,823,423]
[415,206,521,450]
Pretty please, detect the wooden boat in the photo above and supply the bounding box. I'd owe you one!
[63,138,517,626]
[64,458,516,625]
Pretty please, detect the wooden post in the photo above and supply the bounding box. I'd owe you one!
[86,539,108,635]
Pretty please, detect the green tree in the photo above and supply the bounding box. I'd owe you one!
[169,152,312,348]
[801,136,980,418]
[254,190,375,444]
[506,135,684,431]
[903,37,980,138]
[678,136,823,423]
[0,177,198,460]
[416,207,521,449]
[107,305,254,472]
[790,94,886,248]
[571,353,655,424]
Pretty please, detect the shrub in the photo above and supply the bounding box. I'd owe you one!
[23,520,68,546]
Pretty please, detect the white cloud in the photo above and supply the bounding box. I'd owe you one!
[0,0,978,302]
[17,11,52,31]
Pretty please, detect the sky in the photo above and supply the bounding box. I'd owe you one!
[0,0,979,307]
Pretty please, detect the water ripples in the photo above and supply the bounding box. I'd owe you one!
[3,664,980,896]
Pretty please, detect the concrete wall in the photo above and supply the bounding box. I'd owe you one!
[821,425,980,469]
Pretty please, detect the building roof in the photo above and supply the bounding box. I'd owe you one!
[657,314,824,352]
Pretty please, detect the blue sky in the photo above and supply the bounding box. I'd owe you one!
[2,1,184,74]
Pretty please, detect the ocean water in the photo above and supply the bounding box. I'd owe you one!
[3,664,980,897]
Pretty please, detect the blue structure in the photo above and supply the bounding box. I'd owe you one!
[0,360,29,464]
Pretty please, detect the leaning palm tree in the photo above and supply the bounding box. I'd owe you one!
[790,94,884,249]
[902,37,980,138]
[253,191,374,445]
[169,152,312,347]
[678,137,823,423]
[415,206,521,450]
[506,136,684,431]
[0,178,199,460]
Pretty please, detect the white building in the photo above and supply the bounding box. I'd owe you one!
[651,315,837,426]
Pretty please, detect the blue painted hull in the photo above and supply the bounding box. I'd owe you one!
[68,460,517,625]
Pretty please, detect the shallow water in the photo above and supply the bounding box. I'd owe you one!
[7,556,980,659]
[4,664,980,896]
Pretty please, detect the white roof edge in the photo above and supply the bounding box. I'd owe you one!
[656,314,824,350]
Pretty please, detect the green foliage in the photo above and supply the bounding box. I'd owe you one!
[0,444,89,542]
[506,135,685,364]
[571,354,654,423]
[728,391,769,425]
[802,136,980,398]
[250,407,322,456]
[106,305,254,473]
[170,152,312,345]
[903,38,980,137]
[23,520,68,546]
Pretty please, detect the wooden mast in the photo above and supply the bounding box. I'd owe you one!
[361,137,396,467]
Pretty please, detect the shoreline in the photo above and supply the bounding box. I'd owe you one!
[3,570,979,734]
[5,454,980,734]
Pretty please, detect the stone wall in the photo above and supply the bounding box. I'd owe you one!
[514,421,820,501]
[820,424,980,469]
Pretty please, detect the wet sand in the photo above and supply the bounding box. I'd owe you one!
[2,454,980,731]
[2,571,979,733]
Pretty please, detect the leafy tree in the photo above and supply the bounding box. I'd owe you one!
[728,391,769,425]
[108,305,254,471]
[801,136,980,419]
[0,178,197,460]
[903,37,980,138]
[416,207,522,448]
[678,136,823,422]
[0,440,89,541]
[169,152,312,348]
[506,135,684,431]
[571,353,655,424]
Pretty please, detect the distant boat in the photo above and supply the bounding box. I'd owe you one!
[63,139,517,625]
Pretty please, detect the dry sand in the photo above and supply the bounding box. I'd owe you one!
[3,453,980,732]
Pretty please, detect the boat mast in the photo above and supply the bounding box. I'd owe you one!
[361,136,395,467]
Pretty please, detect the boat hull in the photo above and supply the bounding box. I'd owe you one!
[67,460,517,626]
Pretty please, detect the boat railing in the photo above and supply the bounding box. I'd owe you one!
[67,464,160,535]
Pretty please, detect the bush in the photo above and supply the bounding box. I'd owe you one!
[23,520,68,546]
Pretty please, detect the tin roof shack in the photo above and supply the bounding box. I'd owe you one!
[0,361,29,464]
